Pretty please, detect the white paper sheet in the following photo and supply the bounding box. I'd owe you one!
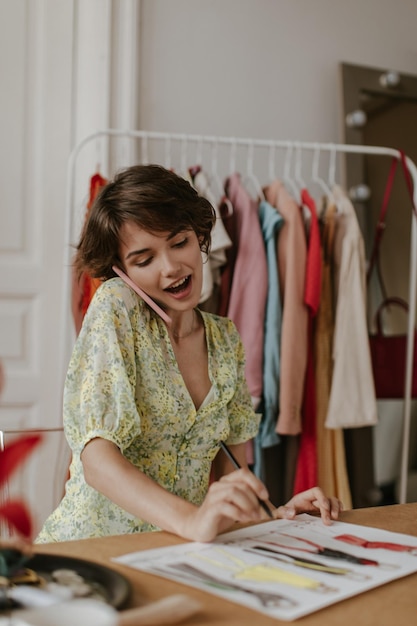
[114,514,417,621]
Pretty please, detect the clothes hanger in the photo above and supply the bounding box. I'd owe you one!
[242,141,266,201]
[311,145,332,197]
[178,135,197,185]
[208,140,226,202]
[189,139,232,217]
[262,143,277,204]
[180,136,188,174]
[328,144,337,190]
[188,136,203,180]
[213,139,235,217]
[268,143,276,184]
[294,143,307,195]
[309,145,332,216]
[327,144,344,213]
[295,143,317,222]
[203,138,233,217]
[228,138,237,176]
[282,143,300,201]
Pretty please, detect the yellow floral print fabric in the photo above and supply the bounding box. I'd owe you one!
[37,278,259,542]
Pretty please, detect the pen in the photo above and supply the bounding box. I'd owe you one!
[219,441,274,519]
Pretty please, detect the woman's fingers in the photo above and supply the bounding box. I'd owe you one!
[219,467,269,498]
[280,487,344,525]
[189,481,343,542]
[215,469,269,517]
[310,491,343,523]
[189,469,272,541]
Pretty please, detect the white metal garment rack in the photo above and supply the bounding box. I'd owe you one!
[63,129,417,505]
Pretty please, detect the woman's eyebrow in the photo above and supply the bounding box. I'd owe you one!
[167,230,180,240]
[124,231,182,260]
[125,247,149,260]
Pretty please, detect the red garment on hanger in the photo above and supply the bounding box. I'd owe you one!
[293,188,321,494]
[71,173,107,335]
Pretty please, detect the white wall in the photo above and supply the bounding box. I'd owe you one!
[138,0,417,144]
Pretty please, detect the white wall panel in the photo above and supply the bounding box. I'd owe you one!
[0,0,74,535]
[0,297,34,362]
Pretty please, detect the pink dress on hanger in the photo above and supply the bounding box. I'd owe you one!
[224,173,268,408]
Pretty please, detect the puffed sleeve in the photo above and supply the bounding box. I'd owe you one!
[63,282,142,455]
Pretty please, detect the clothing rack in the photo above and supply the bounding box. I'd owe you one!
[63,129,417,505]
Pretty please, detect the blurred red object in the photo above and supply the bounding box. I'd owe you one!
[0,435,42,538]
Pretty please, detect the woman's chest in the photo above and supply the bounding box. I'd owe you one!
[171,339,211,409]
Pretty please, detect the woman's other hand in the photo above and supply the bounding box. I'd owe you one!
[274,487,343,525]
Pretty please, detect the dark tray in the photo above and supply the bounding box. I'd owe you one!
[22,553,132,609]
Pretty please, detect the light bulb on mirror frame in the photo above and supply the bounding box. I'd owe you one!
[345,109,367,128]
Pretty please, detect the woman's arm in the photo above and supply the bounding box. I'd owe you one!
[81,438,269,542]
[81,438,196,533]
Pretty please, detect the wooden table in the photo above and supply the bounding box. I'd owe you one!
[36,504,417,625]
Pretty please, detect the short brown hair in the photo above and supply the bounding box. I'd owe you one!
[74,164,216,280]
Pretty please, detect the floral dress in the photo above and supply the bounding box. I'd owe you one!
[37,278,259,542]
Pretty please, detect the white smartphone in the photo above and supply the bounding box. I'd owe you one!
[112,265,172,324]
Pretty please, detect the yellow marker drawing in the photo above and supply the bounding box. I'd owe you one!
[190,548,335,593]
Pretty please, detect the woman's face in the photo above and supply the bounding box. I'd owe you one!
[119,221,203,314]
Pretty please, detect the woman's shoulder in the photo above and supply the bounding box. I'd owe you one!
[92,278,146,312]
[82,278,152,333]
[200,309,234,327]
[200,310,240,341]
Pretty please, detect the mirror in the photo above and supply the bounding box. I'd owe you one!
[341,62,417,506]
[341,62,417,317]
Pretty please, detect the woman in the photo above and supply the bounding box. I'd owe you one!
[37,165,341,543]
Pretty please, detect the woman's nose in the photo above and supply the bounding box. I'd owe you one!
[160,253,181,276]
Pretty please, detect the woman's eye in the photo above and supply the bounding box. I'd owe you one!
[173,237,188,248]
[136,257,152,267]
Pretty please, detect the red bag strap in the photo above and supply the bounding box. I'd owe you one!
[366,157,397,285]
[399,151,417,215]
[367,151,417,285]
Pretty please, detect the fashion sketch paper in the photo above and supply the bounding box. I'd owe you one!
[114,514,417,621]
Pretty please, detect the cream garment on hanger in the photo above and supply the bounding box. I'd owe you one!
[325,186,377,429]
[192,169,232,305]
[181,169,215,305]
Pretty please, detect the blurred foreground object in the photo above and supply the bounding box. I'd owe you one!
[0,435,42,539]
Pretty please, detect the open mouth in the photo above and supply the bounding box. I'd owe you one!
[164,275,191,294]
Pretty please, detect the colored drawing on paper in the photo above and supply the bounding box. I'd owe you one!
[114,514,417,621]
